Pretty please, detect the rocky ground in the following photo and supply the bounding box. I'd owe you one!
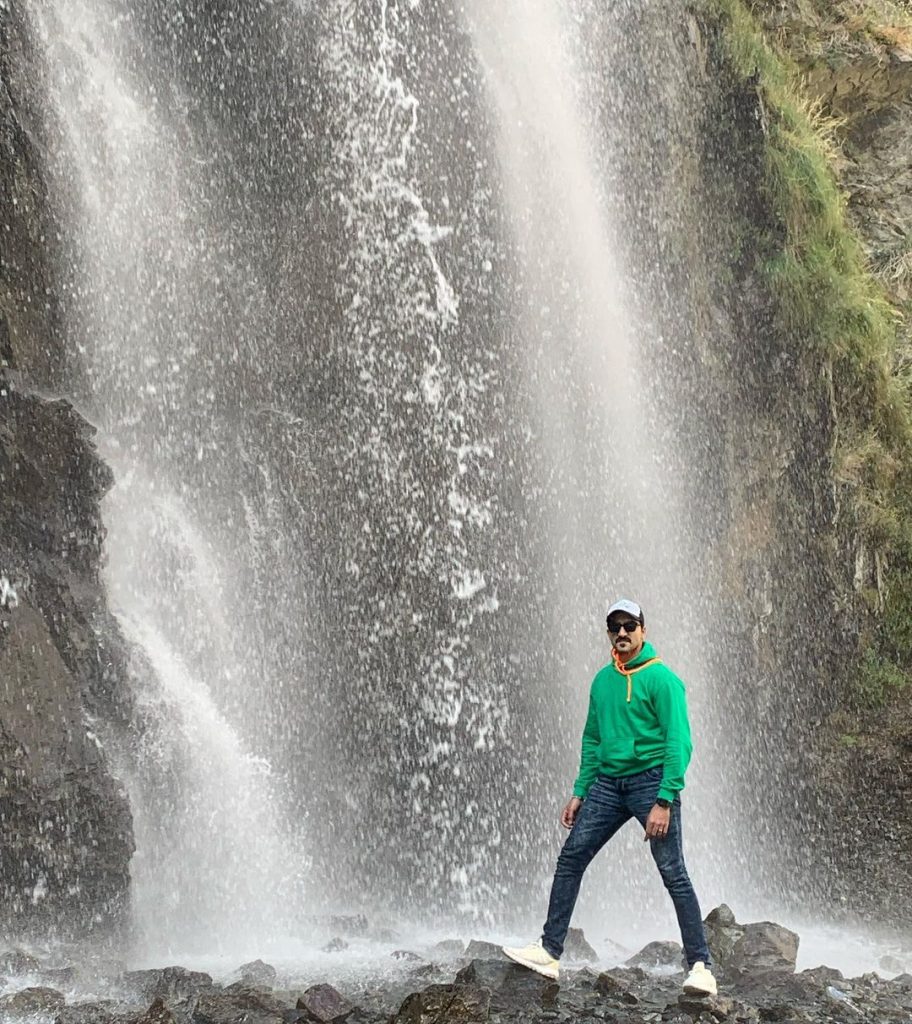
[0,908,910,1024]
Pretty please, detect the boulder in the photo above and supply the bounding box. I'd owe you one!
[704,906,798,980]
[321,938,348,953]
[563,927,598,962]
[454,959,558,1011]
[135,999,177,1024]
[595,972,639,1004]
[625,940,683,971]
[730,922,798,978]
[0,949,41,975]
[234,960,278,989]
[704,905,740,966]
[678,992,737,1020]
[0,986,66,1015]
[191,986,290,1024]
[122,966,213,1002]
[55,1001,135,1024]
[463,941,504,961]
[296,984,354,1024]
[393,984,489,1024]
[391,951,423,962]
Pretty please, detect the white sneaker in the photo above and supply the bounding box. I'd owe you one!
[682,961,717,996]
[502,939,560,980]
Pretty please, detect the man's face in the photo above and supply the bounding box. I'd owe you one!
[606,615,645,658]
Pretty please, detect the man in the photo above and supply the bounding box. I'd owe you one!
[503,599,716,996]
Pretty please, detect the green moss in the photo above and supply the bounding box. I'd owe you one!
[709,0,912,706]
[855,647,912,708]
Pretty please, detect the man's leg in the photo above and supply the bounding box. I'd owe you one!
[627,770,712,968]
[541,776,629,958]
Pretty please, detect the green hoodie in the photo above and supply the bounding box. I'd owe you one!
[572,640,693,804]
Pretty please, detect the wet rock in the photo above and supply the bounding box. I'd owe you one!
[730,967,833,1019]
[322,938,349,953]
[234,961,278,989]
[0,949,41,975]
[122,966,213,1002]
[56,1001,135,1024]
[393,984,489,1024]
[730,923,798,978]
[455,959,558,1011]
[0,986,66,1015]
[391,951,422,963]
[0,382,134,937]
[296,984,354,1024]
[192,986,290,1024]
[595,971,639,1004]
[704,905,740,965]
[430,941,464,960]
[626,940,682,971]
[704,907,798,980]
[135,999,177,1024]
[463,941,504,961]
[678,992,738,1020]
[563,928,598,963]
[41,966,79,990]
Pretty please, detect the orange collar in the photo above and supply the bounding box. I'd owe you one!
[612,649,661,702]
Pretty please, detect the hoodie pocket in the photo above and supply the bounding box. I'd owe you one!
[602,737,636,764]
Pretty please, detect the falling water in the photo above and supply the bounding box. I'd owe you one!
[15,0,830,960]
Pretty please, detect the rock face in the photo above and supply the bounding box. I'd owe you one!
[0,376,135,935]
[0,5,134,938]
[704,905,799,981]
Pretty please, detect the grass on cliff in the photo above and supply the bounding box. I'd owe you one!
[712,0,912,703]
[747,0,912,65]
[715,0,911,477]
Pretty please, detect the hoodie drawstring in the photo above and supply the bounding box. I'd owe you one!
[613,650,662,702]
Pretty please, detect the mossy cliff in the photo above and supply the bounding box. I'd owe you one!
[690,0,912,915]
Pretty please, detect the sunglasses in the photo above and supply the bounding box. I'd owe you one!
[607,619,641,635]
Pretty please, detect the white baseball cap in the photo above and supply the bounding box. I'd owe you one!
[606,598,644,623]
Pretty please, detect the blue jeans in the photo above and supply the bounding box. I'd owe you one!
[541,768,711,968]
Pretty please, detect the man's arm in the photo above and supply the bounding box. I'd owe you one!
[652,669,693,803]
[571,689,601,800]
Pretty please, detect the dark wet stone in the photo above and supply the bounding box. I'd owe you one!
[563,928,598,963]
[296,984,354,1024]
[56,1002,135,1024]
[455,958,558,1011]
[0,986,66,1015]
[595,971,639,1004]
[122,966,213,1003]
[322,938,349,953]
[193,986,290,1024]
[135,999,177,1024]
[234,961,278,989]
[705,907,797,982]
[0,949,41,975]
[678,992,737,1020]
[41,967,79,990]
[730,922,798,977]
[430,940,465,960]
[626,941,683,971]
[391,951,423,962]
[393,984,489,1024]
[463,941,505,961]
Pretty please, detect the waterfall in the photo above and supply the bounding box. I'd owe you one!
[21,0,751,953]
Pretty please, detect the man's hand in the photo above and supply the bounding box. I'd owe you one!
[561,797,583,829]
[644,803,671,840]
